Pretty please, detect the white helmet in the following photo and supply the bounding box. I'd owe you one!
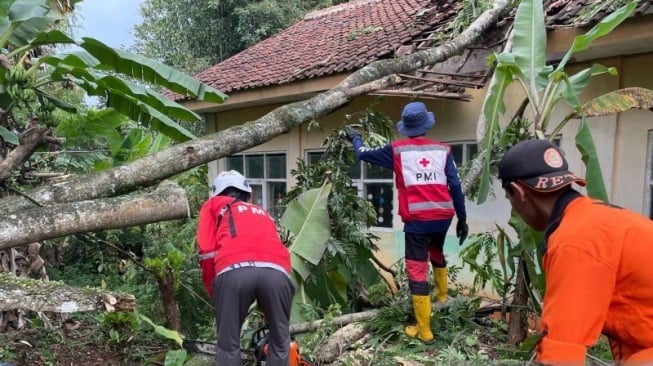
[212,170,252,196]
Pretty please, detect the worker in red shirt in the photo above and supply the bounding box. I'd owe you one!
[196,170,294,366]
[498,139,653,364]
[345,101,468,344]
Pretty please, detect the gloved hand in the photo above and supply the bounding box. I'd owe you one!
[456,220,468,246]
[344,126,361,142]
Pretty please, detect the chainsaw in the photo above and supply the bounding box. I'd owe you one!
[182,325,314,366]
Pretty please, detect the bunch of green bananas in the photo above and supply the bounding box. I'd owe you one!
[6,64,36,106]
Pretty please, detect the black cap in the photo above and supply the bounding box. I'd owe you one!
[498,139,586,192]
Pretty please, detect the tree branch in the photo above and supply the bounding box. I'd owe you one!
[0,273,136,313]
[0,126,50,181]
[0,0,512,247]
[0,181,189,249]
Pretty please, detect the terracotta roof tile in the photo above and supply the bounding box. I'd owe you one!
[174,0,652,101]
[192,0,456,95]
[544,0,653,27]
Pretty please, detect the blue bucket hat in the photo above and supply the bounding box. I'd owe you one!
[396,102,435,137]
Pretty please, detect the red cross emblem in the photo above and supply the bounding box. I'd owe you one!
[418,156,431,169]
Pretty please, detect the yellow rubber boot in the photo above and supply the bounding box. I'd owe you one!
[433,267,448,303]
[404,295,434,344]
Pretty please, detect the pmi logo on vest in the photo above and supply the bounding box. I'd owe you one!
[415,155,440,182]
[236,203,269,216]
[401,150,446,185]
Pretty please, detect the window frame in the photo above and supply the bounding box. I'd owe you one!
[224,152,287,218]
[446,140,478,167]
[306,150,395,230]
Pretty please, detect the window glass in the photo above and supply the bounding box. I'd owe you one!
[222,153,286,214]
[348,161,361,179]
[365,162,392,179]
[225,156,243,173]
[468,144,478,161]
[250,184,264,207]
[307,151,324,165]
[450,144,463,167]
[267,181,287,220]
[447,141,478,167]
[246,155,264,179]
[365,182,393,228]
[267,154,286,179]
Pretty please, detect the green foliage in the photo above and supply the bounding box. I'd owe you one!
[461,231,513,297]
[292,303,343,360]
[476,0,639,204]
[281,102,394,321]
[448,0,493,36]
[98,311,138,346]
[134,0,348,74]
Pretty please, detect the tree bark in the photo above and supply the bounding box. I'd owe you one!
[0,0,511,247]
[507,258,528,345]
[289,296,469,334]
[155,268,181,332]
[0,273,136,313]
[0,125,51,182]
[313,322,368,364]
[0,181,189,250]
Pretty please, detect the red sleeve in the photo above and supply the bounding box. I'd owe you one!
[196,198,222,297]
[537,244,615,363]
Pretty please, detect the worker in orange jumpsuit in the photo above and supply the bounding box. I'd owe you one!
[196,170,294,366]
[498,139,653,364]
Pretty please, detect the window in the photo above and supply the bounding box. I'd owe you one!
[646,131,653,219]
[307,150,394,228]
[448,141,478,167]
[225,153,286,219]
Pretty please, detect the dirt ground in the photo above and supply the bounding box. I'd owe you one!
[0,321,169,366]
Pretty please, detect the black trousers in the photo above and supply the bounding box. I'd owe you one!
[404,231,447,295]
[212,267,295,366]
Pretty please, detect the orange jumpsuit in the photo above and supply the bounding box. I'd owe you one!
[537,191,653,364]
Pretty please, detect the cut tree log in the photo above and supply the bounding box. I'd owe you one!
[0,273,136,313]
[0,181,189,250]
[313,322,367,364]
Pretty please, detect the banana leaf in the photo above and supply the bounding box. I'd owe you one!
[556,1,638,72]
[0,0,55,49]
[573,87,653,118]
[575,119,608,201]
[477,62,514,203]
[512,0,547,93]
[280,182,332,275]
[0,125,18,145]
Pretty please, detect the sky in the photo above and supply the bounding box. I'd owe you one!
[74,0,143,49]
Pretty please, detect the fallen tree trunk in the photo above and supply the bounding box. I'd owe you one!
[0,0,512,247]
[0,181,189,250]
[313,322,368,364]
[0,273,136,313]
[289,296,470,335]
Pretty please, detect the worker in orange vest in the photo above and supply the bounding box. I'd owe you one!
[498,139,653,364]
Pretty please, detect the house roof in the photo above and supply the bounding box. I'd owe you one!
[179,0,653,103]
[191,0,466,97]
[544,0,653,28]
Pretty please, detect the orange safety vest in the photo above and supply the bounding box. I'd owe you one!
[196,196,291,298]
[537,193,653,363]
[391,137,455,222]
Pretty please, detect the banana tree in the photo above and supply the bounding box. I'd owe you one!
[0,0,227,181]
[472,0,653,345]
